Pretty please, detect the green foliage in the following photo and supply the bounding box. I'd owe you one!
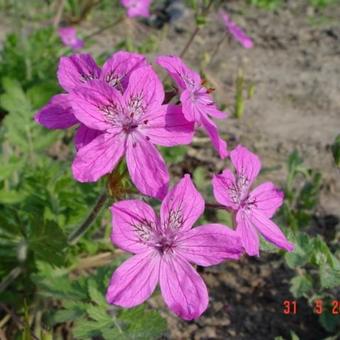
[234,69,255,119]
[309,0,339,8]
[331,134,340,167]
[248,0,282,10]
[281,151,340,332]
[33,264,167,340]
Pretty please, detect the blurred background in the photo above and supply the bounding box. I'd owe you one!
[0,0,339,339]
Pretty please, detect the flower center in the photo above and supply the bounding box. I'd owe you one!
[154,235,175,255]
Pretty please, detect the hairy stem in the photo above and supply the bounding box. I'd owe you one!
[67,191,108,245]
[84,15,124,40]
[179,0,214,58]
[205,203,228,210]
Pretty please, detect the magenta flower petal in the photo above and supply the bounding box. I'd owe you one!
[160,174,204,232]
[74,124,102,150]
[124,65,164,111]
[249,182,284,218]
[126,133,169,199]
[35,94,77,129]
[111,200,158,254]
[57,54,101,92]
[72,133,125,182]
[159,254,208,320]
[200,114,228,159]
[230,145,261,190]
[236,209,260,256]
[58,27,84,50]
[101,51,147,90]
[251,210,294,252]
[69,80,125,131]
[157,55,201,91]
[121,0,152,18]
[212,169,239,210]
[106,250,160,308]
[177,224,243,266]
[219,10,253,49]
[141,105,194,146]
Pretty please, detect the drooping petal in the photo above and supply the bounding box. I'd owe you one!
[236,209,259,256]
[126,133,169,199]
[200,114,228,159]
[160,174,204,232]
[72,132,125,182]
[159,254,208,320]
[35,94,77,129]
[219,10,253,49]
[74,124,103,150]
[156,55,201,91]
[140,105,194,146]
[124,66,164,114]
[212,169,239,210]
[69,80,125,131]
[251,210,294,252]
[111,200,158,254]
[57,54,101,92]
[249,182,284,218]
[230,145,261,189]
[181,89,227,122]
[106,251,160,308]
[101,51,147,90]
[176,224,243,266]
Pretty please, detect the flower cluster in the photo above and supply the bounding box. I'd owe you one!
[36,51,293,320]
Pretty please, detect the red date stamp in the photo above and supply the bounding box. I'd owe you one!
[282,300,340,315]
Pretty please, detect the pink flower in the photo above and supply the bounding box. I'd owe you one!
[58,27,84,50]
[212,145,294,256]
[121,0,152,18]
[35,51,147,149]
[156,55,228,159]
[106,175,242,320]
[69,66,194,199]
[219,10,253,49]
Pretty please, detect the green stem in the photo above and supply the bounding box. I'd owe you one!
[84,15,124,41]
[67,191,108,245]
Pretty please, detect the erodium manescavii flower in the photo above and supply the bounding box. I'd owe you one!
[219,10,253,49]
[58,27,84,50]
[106,175,243,320]
[35,51,147,148]
[212,145,294,256]
[121,0,152,18]
[69,66,194,199]
[156,55,228,159]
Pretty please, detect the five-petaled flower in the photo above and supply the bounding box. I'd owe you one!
[219,10,253,49]
[35,51,147,149]
[121,0,152,18]
[212,145,294,256]
[69,66,194,199]
[58,27,84,50]
[106,175,243,320]
[157,55,228,159]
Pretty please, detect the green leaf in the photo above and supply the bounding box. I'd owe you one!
[28,220,67,265]
[331,134,340,167]
[88,279,107,307]
[289,275,313,298]
[0,190,27,204]
[319,263,340,289]
[119,304,167,339]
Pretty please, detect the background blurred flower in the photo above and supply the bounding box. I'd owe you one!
[58,27,84,50]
